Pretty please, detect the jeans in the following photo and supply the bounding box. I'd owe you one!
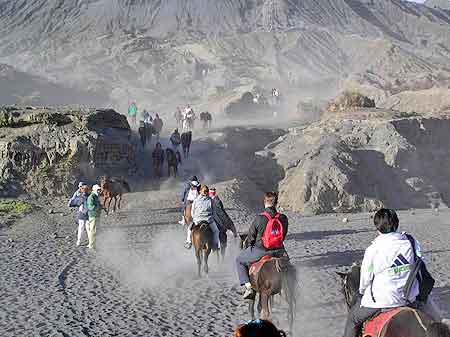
[235,246,282,285]
[343,297,381,337]
[186,221,220,248]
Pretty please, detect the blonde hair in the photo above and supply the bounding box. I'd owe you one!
[200,185,209,196]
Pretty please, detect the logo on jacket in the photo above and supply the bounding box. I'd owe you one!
[390,254,411,274]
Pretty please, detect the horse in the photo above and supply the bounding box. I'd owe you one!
[192,222,214,277]
[337,264,432,337]
[100,176,131,214]
[239,234,297,331]
[166,148,181,177]
[181,131,192,158]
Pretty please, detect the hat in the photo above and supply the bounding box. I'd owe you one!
[191,181,199,187]
[78,182,86,188]
[92,184,101,192]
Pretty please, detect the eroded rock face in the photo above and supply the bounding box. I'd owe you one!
[272,111,450,214]
[0,107,135,197]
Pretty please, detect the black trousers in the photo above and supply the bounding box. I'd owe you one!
[343,297,381,337]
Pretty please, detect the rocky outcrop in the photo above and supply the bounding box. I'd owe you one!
[0,107,136,197]
[327,92,376,113]
[270,110,450,215]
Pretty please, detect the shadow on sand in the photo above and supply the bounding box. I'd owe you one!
[287,229,372,242]
[301,249,365,267]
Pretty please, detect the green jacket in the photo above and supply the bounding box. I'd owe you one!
[128,104,137,116]
[87,193,101,218]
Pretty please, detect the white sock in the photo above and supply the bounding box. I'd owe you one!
[245,282,252,289]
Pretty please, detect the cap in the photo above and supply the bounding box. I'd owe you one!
[191,181,199,187]
[92,184,101,192]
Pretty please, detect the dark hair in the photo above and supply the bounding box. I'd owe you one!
[264,192,278,207]
[233,320,286,337]
[428,322,450,337]
[373,208,399,234]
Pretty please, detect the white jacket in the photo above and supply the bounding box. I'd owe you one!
[360,232,421,308]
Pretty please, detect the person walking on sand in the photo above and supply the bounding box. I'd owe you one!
[153,113,163,143]
[210,187,238,240]
[87,184,102,250]
[68,182,90,246]
[128,102,137,127]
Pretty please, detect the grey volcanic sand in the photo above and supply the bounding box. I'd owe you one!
[2,137,450,336]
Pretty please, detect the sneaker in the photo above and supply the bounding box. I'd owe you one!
[76,241,81,247]
[184,242,192,249]
[178,220,185,226]
[243,288,256,300]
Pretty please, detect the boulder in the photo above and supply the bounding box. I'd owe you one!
[0,107,135,197]
[271,112,450,214]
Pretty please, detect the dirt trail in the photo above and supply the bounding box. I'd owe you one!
[2,129,450,337]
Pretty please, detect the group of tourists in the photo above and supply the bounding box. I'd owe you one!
[174,105,197,131]
[68,182,103,250]
[128,101,164,148]
[180,176,237,250]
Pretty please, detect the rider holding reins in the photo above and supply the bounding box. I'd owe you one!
[236,192,289,299]
[185,185,220,250]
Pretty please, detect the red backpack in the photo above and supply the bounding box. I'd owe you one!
[261,212,284,249]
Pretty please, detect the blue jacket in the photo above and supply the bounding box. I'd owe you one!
[68,191,89,221]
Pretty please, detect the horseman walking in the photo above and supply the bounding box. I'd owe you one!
[236,192,289,299]
[210,187,237,241]
[170,128,182,153]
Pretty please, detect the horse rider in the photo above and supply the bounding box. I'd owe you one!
[236,192,289,299]
[138,121,147,148]
[179,177,200,225]
[152,142,165,177]
[174,107,182,127]
[153,113,163,143]
[170,128,182,153]
[343,209,442,337]
[68,182,90,247]
[185,185,220,250]
[210,187,237,240]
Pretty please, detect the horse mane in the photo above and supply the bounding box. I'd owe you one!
[347,265,361,293]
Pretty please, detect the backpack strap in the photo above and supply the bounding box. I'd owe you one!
[404,233,422,303]
[260,211,272,220]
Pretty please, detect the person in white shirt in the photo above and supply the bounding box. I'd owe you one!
[343,209,422,337]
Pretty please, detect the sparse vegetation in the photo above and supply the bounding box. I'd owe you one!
[0,199,33,217]
[0,109,14,127]
[327,91,376,112]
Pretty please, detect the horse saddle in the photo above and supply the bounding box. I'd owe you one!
[192,221,211,231]
[249,255,290,287]
[363,307,428,337]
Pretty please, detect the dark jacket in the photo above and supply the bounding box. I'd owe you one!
[247,207,288,250]
[211,196,236,235]
[68,191,89,221]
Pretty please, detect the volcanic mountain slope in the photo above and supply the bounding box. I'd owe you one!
[0,0,449,111]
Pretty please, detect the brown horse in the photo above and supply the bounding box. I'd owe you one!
[166,149,181,177]
[100,176,131,214]
[192,222,214,277]
[239,234,297,331]
[337,264,432,337]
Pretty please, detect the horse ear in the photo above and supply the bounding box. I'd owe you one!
[336,271,347,279]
